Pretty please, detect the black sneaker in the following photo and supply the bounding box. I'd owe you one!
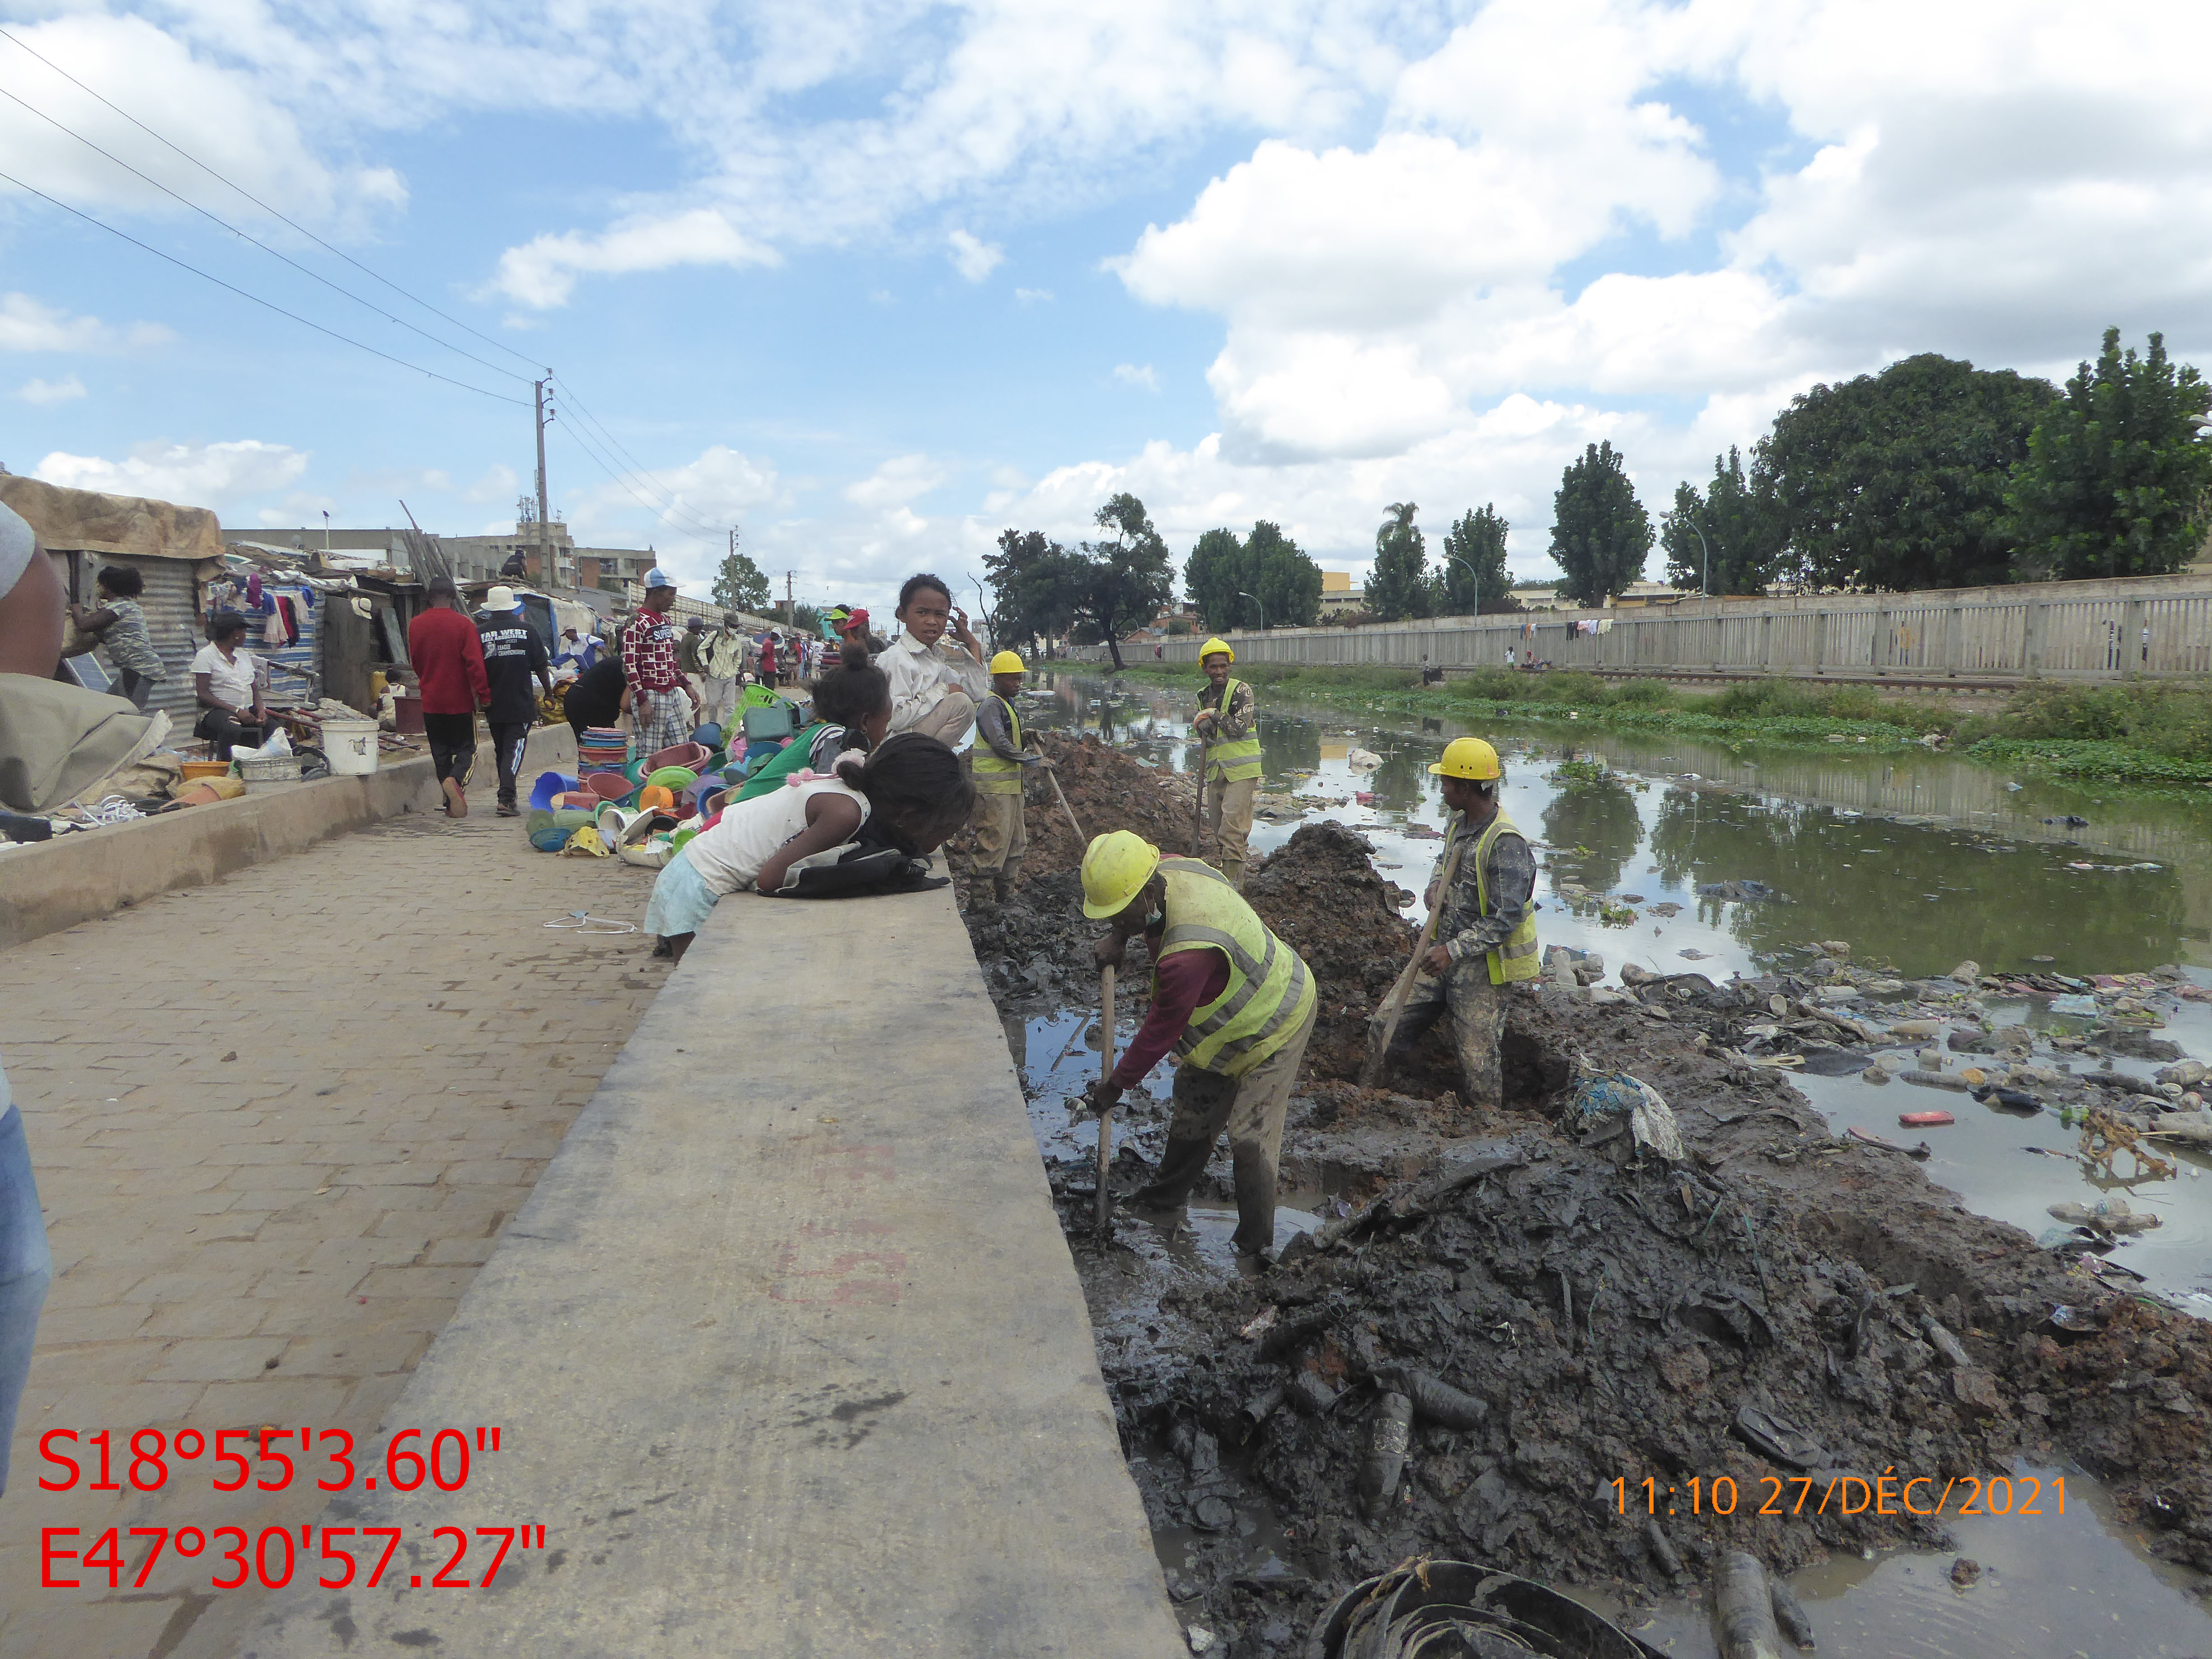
[497,801,520,817]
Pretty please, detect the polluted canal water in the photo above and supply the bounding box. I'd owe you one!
[972,673,2212,1658]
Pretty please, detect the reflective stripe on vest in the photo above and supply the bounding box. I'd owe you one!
[972,694,1023,795]
[1154,857,1316,1078]
[1469,808,1541,985]
[1203,678,1261,782]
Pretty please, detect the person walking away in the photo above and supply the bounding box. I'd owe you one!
[191,613,279,757]
[1193,637,1261,889]
[884,573,988,743]
[735,641,892,801]
[406,575,491,816]
[1364,738,1537,1115]
[1078,830,1317,1259]
[621,569,699,757]
[644,733,974,962]
[474,585,551,816]
[66,565,165,709]
[969,650,1050,908]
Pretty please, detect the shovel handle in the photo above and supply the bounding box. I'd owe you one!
[1095,965,1115,1236]
[1360,832,1469,1088]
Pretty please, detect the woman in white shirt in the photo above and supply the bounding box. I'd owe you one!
[643,732,975,962]
[882,573,988,744]
[190,613,274,757]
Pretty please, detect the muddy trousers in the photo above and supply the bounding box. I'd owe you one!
[968,789,1025,896]
[1205,773,1259,889]
[1133,1000,1316,1255]
[1371,960,1506,1114]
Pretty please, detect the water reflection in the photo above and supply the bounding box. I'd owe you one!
[1542,774,1645,899]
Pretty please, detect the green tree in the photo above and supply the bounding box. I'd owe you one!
[1367,501,1430,621]
[1437,505,1511,614]
[1244,520,1323,629]
[986,528,1077,656]
[1756,352,2055,591]
[1184,526,1247,632]
[1064,492,1175,671]
[2005,328,2212,581]
[1660,447,1780,595]
[712,549,771,613]
[1550,442,1650,605]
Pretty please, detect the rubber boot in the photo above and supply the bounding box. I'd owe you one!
[969,876,998,912]
[1229,1142,1278,1257]
[1221,856,1246,892]
[994,862,1019,905]
[1131,1132,1216,1214]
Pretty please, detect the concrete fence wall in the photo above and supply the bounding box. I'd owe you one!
[1092,571,2212,681]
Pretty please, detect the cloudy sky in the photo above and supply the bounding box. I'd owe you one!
[3,0,2209,614]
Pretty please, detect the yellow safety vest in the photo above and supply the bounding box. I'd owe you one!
[1202,678,1261,783]
[1464,808,1541,984]
[972,694,1024,796]
[1154,857,1316,1078]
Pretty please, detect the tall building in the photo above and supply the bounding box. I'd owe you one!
[1319,570,1365,616]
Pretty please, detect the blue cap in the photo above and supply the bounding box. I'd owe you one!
[645,567,676,590]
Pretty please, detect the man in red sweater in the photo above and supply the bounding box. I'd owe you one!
[406,576,490,817]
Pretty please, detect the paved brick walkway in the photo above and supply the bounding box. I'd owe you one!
[0,775,670,1657]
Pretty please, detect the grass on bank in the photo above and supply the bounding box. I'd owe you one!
[1098,661,2212,786]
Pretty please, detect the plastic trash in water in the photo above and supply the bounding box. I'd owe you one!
[2048,993,2100,1017]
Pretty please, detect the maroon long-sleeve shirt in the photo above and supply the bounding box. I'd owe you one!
[408,606,490,715]
[1111,945,1232,1090]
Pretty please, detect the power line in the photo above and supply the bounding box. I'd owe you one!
[0,24,544,376]
[550,414,722,540]
[0,79,531,385]
[545,380,729,538]
[0,168,529,404]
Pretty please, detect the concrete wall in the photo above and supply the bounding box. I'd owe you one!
[0,725,576,952]
[1102,570,2212,681]
[248,863,1184,1657]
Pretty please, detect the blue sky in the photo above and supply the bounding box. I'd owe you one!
[5,0,2212,618]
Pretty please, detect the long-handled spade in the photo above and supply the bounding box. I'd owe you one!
[1095,964,1115,1237]
[1359,834,1469,1088]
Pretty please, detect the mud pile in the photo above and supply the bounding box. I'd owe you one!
[1241,823,1421,1084]
[1021,731,1200,879]
[1110,985,2212,1650]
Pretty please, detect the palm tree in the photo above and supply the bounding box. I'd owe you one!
[1376,501,1418,556]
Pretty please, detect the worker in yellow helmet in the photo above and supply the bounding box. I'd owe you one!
[1079,829,1316,1259]
[1192,636,1260,889]
[969,649,1050,908]
[1364,737,1539,1114]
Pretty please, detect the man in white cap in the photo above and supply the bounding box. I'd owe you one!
[474,586,552,816]
[619,567,699,756]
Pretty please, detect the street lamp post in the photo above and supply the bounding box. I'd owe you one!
[1686,516,1713,597]
[1442,552,1480,613]
[1239,590,1266,633]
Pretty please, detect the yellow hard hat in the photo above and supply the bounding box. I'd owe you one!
[1200,637,1234,664]
[1429,737,1502,781]
[1081,830,1162,919]
[989,650,1026,675]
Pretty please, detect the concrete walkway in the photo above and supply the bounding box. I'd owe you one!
[0,744,670,1658]
[248,868,1183,1655]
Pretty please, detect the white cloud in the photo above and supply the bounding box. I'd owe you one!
[464,463,520,504]
[0,294,170,354]
[35,439,309,511]
[1112,363,1159,393]
[947,230,1003,282]
[17,375,86,405]
[569,445,785,566]
[1015,287,1054,305]
[0,14,405,232]
[844,454,946,510]
[490,210,779,309]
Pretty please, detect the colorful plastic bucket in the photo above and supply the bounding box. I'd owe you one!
[529,771,581,811]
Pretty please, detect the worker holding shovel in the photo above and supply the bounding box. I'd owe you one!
[1362,738,1539,1115]
[1078,830,1316,1261]
[1192,637,1261,890]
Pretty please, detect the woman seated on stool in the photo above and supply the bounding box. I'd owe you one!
[191,613,274,757]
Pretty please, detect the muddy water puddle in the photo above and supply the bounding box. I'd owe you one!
[1015,673,2212,1655]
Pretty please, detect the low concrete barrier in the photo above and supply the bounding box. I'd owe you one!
[0,725,577,951]
[247,868,1183,1656]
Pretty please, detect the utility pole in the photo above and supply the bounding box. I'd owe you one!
[534,378,551,587]
[784,570,794,627]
